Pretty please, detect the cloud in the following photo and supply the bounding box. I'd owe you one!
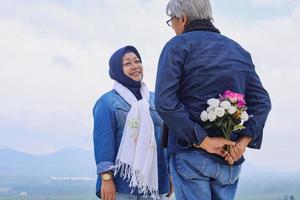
[52,55,74,70]
[250,0,297,6]
[0,0,171,154]
[212,0,299,21]
[215,6,300,70]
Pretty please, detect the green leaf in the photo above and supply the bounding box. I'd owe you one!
[233,124,245,132]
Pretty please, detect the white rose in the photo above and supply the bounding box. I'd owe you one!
[208,111,217,122]
[220,100,231,110]
[241,111,249,121]
[207,98,214,105]
[228,106,237,115]
[207,98,220,108]
[206,106,215,113]
[200,111,208,122]
[215,107,225,118]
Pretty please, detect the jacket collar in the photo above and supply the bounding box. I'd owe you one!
[183,19,220,34]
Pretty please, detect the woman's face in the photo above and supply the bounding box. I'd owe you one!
[122,52,143,82]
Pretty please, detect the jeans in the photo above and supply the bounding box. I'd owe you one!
[116,192,168,200]
[169,150,241,200]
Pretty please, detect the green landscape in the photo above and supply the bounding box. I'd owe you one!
[1,148,299,200]
[1,173,299,200]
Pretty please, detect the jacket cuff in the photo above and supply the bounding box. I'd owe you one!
[239,126,260,149]
[97,161,115,175]
[192,123,207,146]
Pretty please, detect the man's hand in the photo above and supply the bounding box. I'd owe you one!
[225,136,252,165]
[101,179,116,200]
[196,136,236,157]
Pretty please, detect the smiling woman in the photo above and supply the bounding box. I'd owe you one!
[122,52,143,82]
[92,45,171,200]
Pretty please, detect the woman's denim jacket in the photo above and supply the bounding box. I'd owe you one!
[93,89,170,195]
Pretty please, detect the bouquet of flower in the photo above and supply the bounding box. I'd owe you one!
[200,90,249,150]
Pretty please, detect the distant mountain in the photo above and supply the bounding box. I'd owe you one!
[0,147,96,177]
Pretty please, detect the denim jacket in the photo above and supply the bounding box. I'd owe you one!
[155,30,271,165]
[93,90,170,195]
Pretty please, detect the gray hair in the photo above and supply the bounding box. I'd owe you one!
[166,0,213,21]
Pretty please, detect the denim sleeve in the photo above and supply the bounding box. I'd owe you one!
[155,42,207,145]
[240,70,272,149]
[93,97,116,174]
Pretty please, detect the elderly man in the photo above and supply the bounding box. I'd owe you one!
[155,0,271,199]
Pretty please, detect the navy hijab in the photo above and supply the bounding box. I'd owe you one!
[109,46,142,100]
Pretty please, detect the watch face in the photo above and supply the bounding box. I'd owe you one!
[102,173,112,181]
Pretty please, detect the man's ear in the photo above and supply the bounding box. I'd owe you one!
[182,15,189,29]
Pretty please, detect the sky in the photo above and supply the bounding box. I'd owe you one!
[0,0,300,173]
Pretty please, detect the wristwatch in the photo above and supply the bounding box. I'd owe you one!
[101,172,113,181]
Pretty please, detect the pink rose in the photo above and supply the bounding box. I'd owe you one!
[223,90,246,106]
[236,93,244,101]
[223,90,238,103]
[236,93,246,108]
[237,100,246,108]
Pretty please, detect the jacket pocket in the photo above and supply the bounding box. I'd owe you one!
[115,106,129,131]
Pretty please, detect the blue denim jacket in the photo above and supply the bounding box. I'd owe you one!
[155,30,271,165]
[93,90,170,195]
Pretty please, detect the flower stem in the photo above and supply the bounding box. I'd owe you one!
[222,121,233,153]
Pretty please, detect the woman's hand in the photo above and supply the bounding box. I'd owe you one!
[166,176,174,198]
[101,179,116,200]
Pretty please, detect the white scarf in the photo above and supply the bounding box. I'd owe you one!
[113,81,158,199]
